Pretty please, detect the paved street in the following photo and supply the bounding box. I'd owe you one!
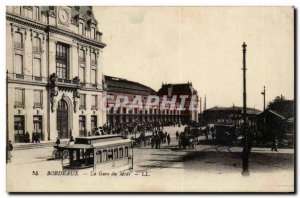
[7,126,294,192]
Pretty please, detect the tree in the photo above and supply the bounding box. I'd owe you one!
[267,95,294,118]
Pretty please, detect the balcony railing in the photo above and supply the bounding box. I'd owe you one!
[34,76,42,81]
[16,74,24,79]
[34,102,43,108]
[32,46,42,54]
[14,42,23,50]
[7,73,47,83]
[91,105,98,110]
[7,73,101,90]
[57,78,72,84]
[15,101,25,108]
[79,105,86,110]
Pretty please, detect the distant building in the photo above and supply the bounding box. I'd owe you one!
[104,75,158,126]
[157,83,199,123]
[256,109,294,147]
[104,77,199,126]
[202,105,261,126]
[7,6,106,143]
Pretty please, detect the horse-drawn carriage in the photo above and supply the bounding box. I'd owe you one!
[215,124,238,145]
[179,126,201,149]
[131,132,152,147]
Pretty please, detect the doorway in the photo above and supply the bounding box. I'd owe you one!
[57,99,69,139]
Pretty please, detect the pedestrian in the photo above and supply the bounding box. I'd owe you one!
[69,136,75,145]
[167,134,171,145]
[95,129,100,135]
[36,132,40,143]
[271,137,278,152]
[176,131,179,140]
[7,140,13,163]
[55,138,60,146]
[157,135,161,149]
[204,127,209,144]
[164,132,168,143]
[211,127,215,140]
[151,135,155,149]
[189,138,194,149]
[25,131,30,143]
[32,131,35,143]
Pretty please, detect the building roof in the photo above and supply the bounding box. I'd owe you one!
[205,106,262,115]
[92,139,132,148]
[104,75,157,96]
[75,134,122,140]
[258,109,286,120]
[157,83,198,96]
[40,6,99,31]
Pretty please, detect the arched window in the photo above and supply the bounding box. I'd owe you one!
[14,32,23,50]
[33,37,41,53]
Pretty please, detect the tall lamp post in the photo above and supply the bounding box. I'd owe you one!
[261,86,266,111]
[241,42,250,176]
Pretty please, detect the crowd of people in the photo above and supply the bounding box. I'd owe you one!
[148,131,171,149]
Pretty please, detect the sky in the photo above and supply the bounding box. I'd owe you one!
[93,7,294,111]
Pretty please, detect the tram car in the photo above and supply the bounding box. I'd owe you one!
[57,135,133,171]
[215,124,237,145]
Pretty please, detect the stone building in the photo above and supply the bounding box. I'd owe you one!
[157,83,199,124]
[6,6,106,143]
[104,75,159,127]
[104,76,194,127]
[202,106,261,126]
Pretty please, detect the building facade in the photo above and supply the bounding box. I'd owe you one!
[104,77,199,127]
[157,83,199,124]
[6,6,106,143]
[104,75,159,127]
[202,106,262,126]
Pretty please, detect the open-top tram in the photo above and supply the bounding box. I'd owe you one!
[58,135,133,171]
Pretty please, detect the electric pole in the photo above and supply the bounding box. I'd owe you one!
[261,86,266,111]
[199,97,202,126]
[204,95,206,111]
[241,42,250,176]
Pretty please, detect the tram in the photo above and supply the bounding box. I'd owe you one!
[57,135,133,171]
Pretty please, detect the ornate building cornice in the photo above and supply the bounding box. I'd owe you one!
[48,26,106,49]
[7,12,106,49]
[6,13,46,31]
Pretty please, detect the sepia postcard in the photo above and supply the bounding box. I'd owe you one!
[6,6,295,192]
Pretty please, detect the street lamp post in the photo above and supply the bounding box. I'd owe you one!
[241,42,250,176]
[261,86,266,111]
